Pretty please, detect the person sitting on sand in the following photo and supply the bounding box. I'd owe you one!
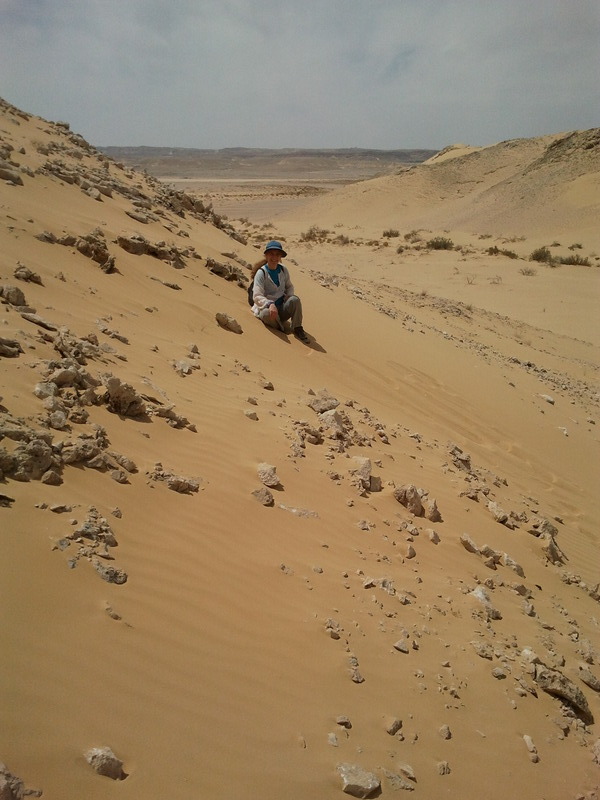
[250,240,309,342]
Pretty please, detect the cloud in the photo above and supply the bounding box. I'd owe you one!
[0,0,598,148]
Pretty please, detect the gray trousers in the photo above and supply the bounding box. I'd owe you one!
[258,295,303,331]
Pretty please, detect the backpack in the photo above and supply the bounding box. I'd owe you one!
[247,265,268,306]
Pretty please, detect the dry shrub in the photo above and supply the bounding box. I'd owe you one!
[300,225,330,243]
[427,236,454,250]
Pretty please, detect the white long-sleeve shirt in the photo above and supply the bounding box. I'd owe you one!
[251,265,295,316]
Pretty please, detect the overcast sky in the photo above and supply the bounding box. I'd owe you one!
[1,0,598,150]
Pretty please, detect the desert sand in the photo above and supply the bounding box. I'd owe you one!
[1,97,599,800]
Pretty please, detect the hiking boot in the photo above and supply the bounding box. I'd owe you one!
[293,326,309,343]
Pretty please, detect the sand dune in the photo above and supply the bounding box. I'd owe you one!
[1,97,599,799]
[275,128,600,246]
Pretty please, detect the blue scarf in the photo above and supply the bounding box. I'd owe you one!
[266,265,284,307]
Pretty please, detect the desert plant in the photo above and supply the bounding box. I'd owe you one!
[404,230,422,243]
[569,242,583,250]
[427,236,454,250]
[551,241,561,247]
[382,229,400,238]
[530,246,552,263]
[333,234,351,245]
[489,275,503,284]
[465,274,476,285]
[559,254,590,266]
[478,233,493,239]
[519,266,537,276]
[300,225,330,243]
[396,245,405,254]
[487,246,518,259]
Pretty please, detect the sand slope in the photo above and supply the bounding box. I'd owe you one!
[275,129,600,246]
[1,98,599,799]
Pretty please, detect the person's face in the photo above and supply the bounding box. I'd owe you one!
[265,249,283,267]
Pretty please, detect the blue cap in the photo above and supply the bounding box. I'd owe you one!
[264,240,287,257]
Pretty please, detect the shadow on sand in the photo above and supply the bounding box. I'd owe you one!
[263,324,326,353]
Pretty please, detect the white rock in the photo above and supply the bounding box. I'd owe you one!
[337,763,380,798]
[85,746,123,779]
[257,462,279,487]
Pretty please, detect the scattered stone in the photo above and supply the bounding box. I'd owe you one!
[14,264,42,284]
[539,394,555,405]
[307,390,339,414]
[460,533,480,554]
[384,716,402,735]
[424,497,442,522]
[85,746,124,779]
[487,500,514,527]
[437,761,451,775]
[244,409,258,420]
[0,337,24,358]
[397,763,416,782]
[19,312,57,331]
[215,312,242,333]
[0,284,26,306]
[102,376,146,417]
[427,528,441,544]
[93,558,128,585]
[336,715,352,729]
[0,165,24,185]
[381,768,414,791]
[534,664,593,723]
[579,667,600,692]
[257,462,280,487]
[325,618,342,640]
[393,484,424,516]
[336,763,380,798]
[0,762,42,798]
[393,640,410,654]
[349,655,365,683]
[328,733,339,747]
[439,724,452,739]
[470,586,502,620]
[502,553,525,577]
[492,667,507,679]
[278,503,318,518]
[251,487,274,506]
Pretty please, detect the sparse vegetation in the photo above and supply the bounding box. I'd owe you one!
[404,230,422,243]
[520,266,537,276]
[529,246,552,263]
[396,245,405,254]
[300,225,330,243]
[465,274,476,285]
[551,241,561,247]
[489,275,503,284]
[486,246,518,259]
[569,242,583,250]
[382,229,400,238]
[559,254,590,266]
[333,234,351,245]
[427,236,454,250]
[478,233,493,239]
